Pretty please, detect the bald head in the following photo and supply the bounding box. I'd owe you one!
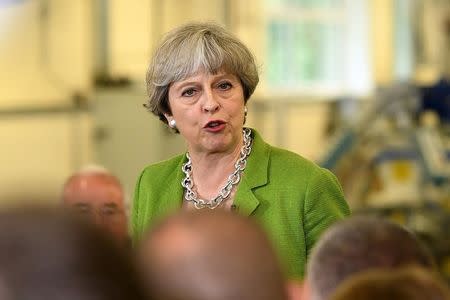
[140,210,287,300]
[62,168,128,247]
[307,216,434,300]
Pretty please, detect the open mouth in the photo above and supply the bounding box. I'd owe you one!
[205,120,225,128]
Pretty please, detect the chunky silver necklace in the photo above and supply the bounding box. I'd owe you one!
[181,128,253,209]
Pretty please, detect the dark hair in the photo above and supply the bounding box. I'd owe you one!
[332,267,450,300]
[307,216,435,300]
[0,206,149,300]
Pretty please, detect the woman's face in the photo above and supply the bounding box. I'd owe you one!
[166,69,246,155]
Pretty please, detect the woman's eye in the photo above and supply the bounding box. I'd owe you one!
[182,88,196,97]
[218,82,232,90]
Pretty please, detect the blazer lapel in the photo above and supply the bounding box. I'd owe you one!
[233,129,270,216]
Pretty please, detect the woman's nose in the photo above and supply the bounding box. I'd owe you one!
[202,89,220,112]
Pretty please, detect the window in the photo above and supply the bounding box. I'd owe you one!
[263,0,373,97]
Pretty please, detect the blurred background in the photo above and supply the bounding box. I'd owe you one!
[0,0,449,280]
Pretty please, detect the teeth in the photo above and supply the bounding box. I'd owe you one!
[208,122,219,127]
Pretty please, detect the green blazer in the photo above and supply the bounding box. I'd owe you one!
[131,128,350,279]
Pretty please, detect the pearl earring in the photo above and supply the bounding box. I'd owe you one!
[169,119,177,129]
[244,106,248,124]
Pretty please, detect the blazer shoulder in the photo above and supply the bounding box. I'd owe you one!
[269,145,322,174]
[139,154,185,183]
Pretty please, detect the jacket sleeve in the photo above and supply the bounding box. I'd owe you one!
[303,167,350,259]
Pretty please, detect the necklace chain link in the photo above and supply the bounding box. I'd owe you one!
[181,128,253,209]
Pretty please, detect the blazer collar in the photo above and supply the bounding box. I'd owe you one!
[233,128,270,216]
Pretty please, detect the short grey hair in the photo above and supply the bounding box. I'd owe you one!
[145,22,259,126]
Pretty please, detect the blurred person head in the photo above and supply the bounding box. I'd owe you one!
[0,206,149,300]
[139,210,287,300]
[305,216,435,300]
[62,165,128,247]
[145,21,258,132]
[331,266,450,300]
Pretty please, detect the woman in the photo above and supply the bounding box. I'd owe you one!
[132,22,350,279]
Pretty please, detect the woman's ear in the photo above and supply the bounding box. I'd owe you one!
[164,114,177,129]
[164,113,172,123]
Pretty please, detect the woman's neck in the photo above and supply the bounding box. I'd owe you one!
[187,140,243,200]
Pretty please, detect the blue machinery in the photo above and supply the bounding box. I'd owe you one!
[320,83,450,188]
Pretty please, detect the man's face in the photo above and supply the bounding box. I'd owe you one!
[63,174,128,246]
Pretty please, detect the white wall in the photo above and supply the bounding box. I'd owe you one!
[0,0,93,108]
[108,0,153,79]
[0,0,93,205]
[0,112,93,205]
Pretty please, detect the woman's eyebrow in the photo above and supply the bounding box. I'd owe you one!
[171,80,200,91]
